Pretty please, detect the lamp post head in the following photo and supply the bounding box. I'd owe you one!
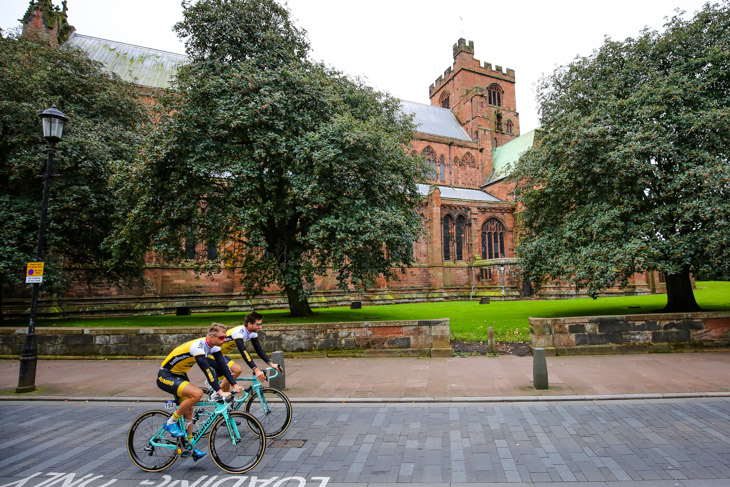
[39,104,69,142]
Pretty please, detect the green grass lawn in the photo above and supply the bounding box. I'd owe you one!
[4,281,728,343]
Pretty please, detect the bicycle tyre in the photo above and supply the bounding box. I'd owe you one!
[208,411,266,474]
[127,410,178,472]
[244,387,292,438]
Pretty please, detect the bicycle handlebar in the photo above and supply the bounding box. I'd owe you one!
[224,391,236,403]
[265,366,281,380]
[241,366,281,382]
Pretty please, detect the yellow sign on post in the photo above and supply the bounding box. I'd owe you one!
[26,262,44,284]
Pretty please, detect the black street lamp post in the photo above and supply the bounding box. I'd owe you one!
[16,104,68,393]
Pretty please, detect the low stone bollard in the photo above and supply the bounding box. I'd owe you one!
[533,347,548,390]
[350,301,362,309]
[268,350,285,391]
[479,297,490,304]
[488,326,496,355]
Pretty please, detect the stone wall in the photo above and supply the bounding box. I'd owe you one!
[0,319,452,358]
[530,312,730,356]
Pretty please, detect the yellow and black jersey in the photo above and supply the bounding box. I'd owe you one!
[160,337,221,375]
[218,325,255,354]
[217,325,271,371]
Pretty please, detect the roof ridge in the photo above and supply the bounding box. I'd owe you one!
[69,33,187,58]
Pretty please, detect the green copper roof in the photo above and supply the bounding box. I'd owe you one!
[65,33,188,89]
[487,129,535,183]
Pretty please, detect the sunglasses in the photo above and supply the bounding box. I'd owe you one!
[213,335,226,339]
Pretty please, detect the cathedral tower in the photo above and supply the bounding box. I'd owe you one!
[429,39,520,183]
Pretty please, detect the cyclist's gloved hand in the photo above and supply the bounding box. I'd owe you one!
[231,384,243,393]
[254,368,266,383]
[219,390,232,400]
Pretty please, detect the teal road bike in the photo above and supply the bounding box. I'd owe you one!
[127,390,266,474]
[195,367,292,439]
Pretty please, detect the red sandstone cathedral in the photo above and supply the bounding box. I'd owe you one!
[10,2,659,317]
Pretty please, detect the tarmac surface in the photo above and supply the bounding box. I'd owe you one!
[1,351,730,402]
[1,352,730,486]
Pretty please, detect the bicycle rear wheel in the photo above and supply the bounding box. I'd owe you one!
[244,387,292,438]
[208,411,265,474]
[127,410,178,472]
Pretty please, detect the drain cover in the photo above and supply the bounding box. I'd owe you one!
[269,439,307,448]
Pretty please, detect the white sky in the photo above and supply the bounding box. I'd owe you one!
[1,0,709,133]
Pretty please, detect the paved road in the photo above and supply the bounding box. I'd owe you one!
[3,353,730,402]
[1,398,729,486]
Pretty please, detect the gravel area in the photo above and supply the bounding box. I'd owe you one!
[451,340,531,356]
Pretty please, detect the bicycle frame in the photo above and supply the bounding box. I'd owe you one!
[152,396,238,455]
[194,367,280,419]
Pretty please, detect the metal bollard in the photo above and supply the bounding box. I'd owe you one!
[533,347,548,390]
[488,326,496,355]
[268,350,285,391]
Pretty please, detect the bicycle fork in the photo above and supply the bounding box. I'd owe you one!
[225,414,243,445]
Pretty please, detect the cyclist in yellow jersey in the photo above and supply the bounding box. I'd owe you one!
[156,323,242,459]
[207,311,281,394]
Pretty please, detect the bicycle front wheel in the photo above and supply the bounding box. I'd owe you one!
[127,410,178,472]
[244,387,292,438]
[209,411,266,474]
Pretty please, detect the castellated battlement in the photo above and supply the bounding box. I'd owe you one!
[429,67,454,94]
[482,62,516,79]
[452,38,474,58]
[429,39,516,95]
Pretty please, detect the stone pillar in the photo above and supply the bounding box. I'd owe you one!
[269,351,285,391]
[471,208,480,260]
[533,348,548,390]
[427,187,444,290]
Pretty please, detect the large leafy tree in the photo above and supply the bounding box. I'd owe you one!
[0,33,149,315]
[512,1,730,312]
[112,0,424,316]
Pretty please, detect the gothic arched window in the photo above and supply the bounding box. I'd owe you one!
[443,215,453,261]
[462,152,475,168]
[488,84,503,106]
[455,215,466,261]
[481,218,505,259]
[439,155,445,181]
[439,91,450,109]
[506,119,514,134]
[422,146,437,180]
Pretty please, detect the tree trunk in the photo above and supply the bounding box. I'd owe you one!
[278,258,314,317]
[284,283,313,317]
[660,268,700,312]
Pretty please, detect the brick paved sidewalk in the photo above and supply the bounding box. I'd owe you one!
[2,351,729,402]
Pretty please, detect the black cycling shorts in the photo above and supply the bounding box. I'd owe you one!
[156,368,190,405]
